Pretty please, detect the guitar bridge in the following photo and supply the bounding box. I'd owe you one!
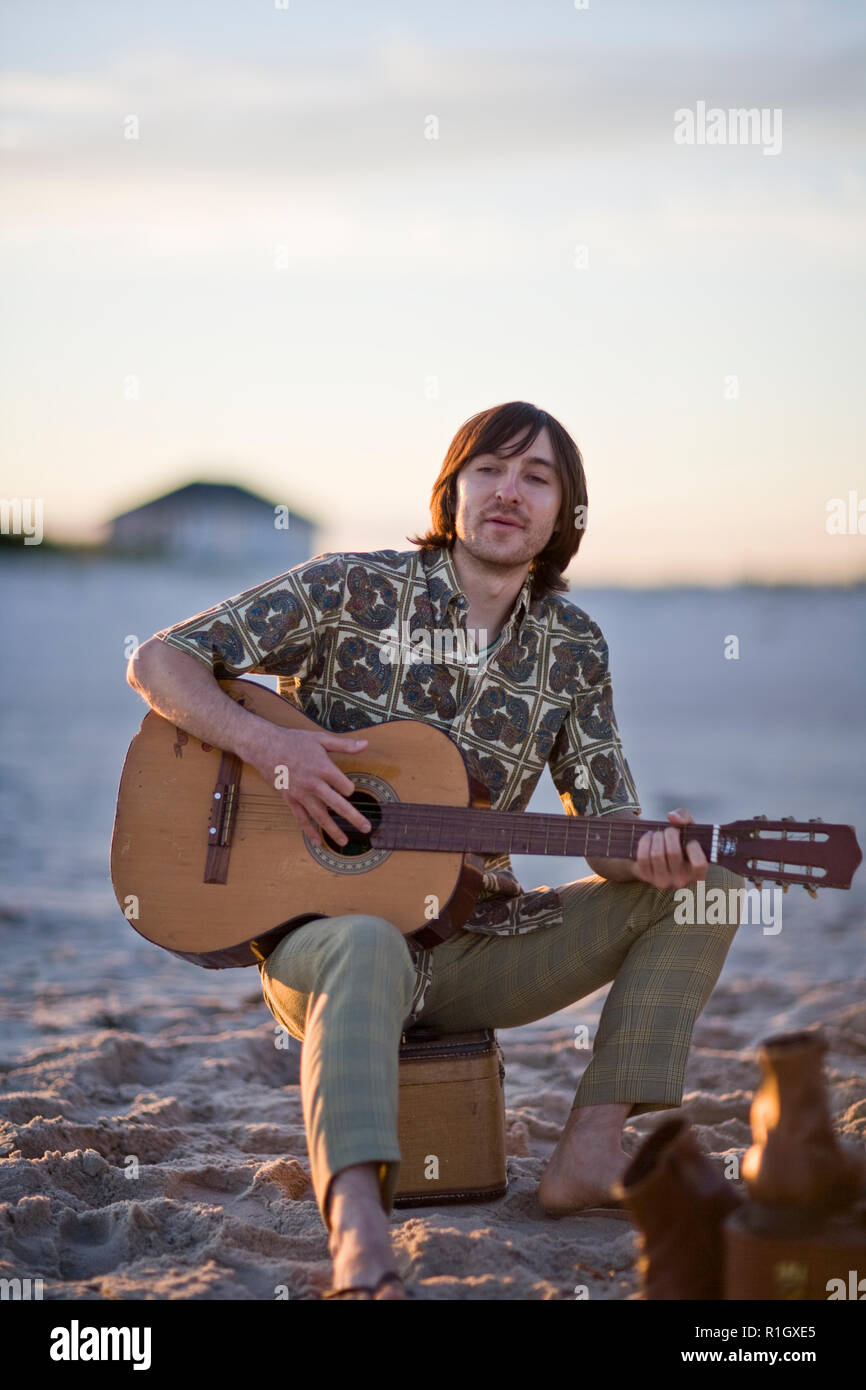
[204,751,243,884]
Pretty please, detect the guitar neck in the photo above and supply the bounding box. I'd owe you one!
[372,804,710,861]
[366,804,862,891]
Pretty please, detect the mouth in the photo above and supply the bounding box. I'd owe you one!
[484,518,523,530]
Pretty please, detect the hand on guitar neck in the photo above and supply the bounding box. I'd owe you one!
[587,807,710,890]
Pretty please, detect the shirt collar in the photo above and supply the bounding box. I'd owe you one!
[421,544,535,631]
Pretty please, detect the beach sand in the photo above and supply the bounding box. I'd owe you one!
[2,876,864,1302]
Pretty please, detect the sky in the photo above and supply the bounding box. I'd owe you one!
[1,0,865,584]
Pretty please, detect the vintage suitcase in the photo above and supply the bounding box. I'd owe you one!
[393,1026,507,1206]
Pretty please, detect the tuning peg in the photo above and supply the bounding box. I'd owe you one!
[803,884,818,899]
[782,884,789,893]
[781,815,795,822]
[753,878,764,890]
[808,817,824,823]
[754,814,768,821]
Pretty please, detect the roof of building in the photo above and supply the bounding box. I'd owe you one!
[111,480,315,525]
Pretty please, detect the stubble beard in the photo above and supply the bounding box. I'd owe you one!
[456,514,551,579]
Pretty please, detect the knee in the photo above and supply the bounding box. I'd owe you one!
[316,914,416,987]
[705,863,747,895]
[705,863,748,907]
[327,912,408,951]
[692,863,749,931]
[638,863,748,934]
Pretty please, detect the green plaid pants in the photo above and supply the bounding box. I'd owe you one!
[258,863,744,1231]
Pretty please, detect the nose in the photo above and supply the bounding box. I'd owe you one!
[494,469,522,505]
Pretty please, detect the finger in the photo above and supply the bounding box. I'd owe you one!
[670,822,706,889]
[667,807,693,824]
[685,838,708,879]
[321,763,359,799]
[317,743,368,797]
[305,796,349,847]
[664,825,685,867]
[285,795,323,841]
[315,782,371,836]
[318,732,368,752]
[650,830,669,880]
[291,805,323,846]
[634,830,654,881]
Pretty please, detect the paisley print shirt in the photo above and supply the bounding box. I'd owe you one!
[155,545,641,1018]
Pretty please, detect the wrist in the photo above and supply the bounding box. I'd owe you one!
[232,709,278,766]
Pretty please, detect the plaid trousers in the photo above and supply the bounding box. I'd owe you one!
[258,863,745,1231]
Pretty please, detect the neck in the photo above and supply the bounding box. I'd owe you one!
[371,802,712,861]
[450,539,531,637]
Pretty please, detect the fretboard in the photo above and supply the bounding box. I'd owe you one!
[369,803,713,861]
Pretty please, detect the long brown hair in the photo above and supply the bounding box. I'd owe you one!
[407,401,588,601]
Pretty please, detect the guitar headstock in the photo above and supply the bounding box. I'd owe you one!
[716,817,862,894]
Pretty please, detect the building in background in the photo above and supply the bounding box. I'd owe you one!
[107,481,318,571]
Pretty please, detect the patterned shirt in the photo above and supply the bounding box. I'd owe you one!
[155,544,641,1018]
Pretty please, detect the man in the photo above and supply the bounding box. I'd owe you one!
[128,401,745,1300]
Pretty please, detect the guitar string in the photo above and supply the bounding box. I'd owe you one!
[232,803,699,836]
[208,812,828,879]
[205,822,824,883]
[227,793,826,837]
[233,790,825,832]
[231,806,815,830]
[226,807,819,861]
[234,810,704,830]
[227,811,705,848]
[215,802,829,877]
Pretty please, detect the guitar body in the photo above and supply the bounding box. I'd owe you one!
[111,679,489,969]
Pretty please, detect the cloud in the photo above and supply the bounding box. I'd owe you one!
[1,30,864,273]
[1,35,864,180]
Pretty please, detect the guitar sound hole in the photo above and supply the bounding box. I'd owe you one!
[323,791,382,857]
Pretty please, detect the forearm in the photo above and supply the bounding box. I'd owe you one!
[126,637,275,763]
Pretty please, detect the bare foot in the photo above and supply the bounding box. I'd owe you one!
[538,1103,631,1216]
[327,1164,407,1299]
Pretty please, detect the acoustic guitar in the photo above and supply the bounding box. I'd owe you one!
[110,678,862,969]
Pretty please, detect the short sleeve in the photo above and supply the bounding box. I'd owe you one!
[548,626,642,818]
[153,552,346,679]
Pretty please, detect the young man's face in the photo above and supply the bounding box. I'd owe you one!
[452,425,563,572]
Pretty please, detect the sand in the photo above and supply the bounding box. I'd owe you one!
[2,875,864,1302]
